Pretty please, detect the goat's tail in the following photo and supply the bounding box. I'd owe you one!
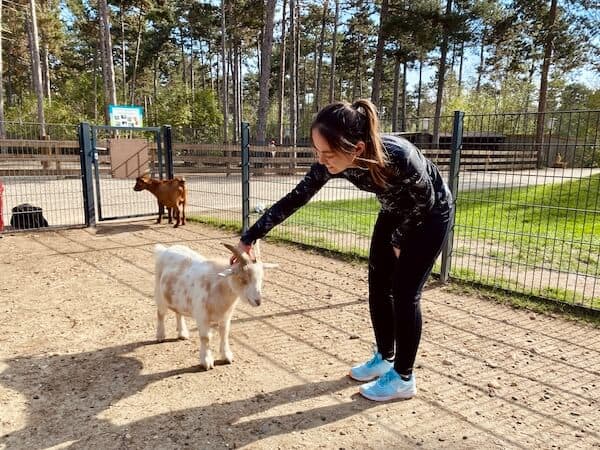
[174,176,186,184]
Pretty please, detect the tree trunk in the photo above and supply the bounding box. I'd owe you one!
[221,0,228,143]
[256,0,277,144]
[27,0,46,138]
[371,0,389,107]
[289,0,297,146]
[180,28,186,86]
[458,41,464,91]
[99,0,117,123]
[433,0,452,147]
[190,47,195,109]
[278,0,288,144]
[232,42,239,142]
[0,0,5,139]
[41,45,51,103]
[392,57,400,132]
[417,56,423,116]
[121,1,126,103]
[313,39,318,106]
[535,0,558,168]
[153,57,158,124]
[476,26,485,92]
[401,62,407,132]
[329,0,339,103]
[315,0,328,112]
[237,44,243,142]
[130,6,144,105]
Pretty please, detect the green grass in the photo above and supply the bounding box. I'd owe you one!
[189,174,600,310]
[455,174,600,273]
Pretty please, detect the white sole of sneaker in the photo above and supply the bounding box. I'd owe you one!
[358,388,416,402]
[348,371,379,382]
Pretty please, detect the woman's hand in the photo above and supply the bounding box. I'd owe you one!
[230,240,253,265]
[393,246,401,258]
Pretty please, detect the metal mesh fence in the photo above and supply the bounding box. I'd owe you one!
[171,127,243,227]
[452,111,600,310]
[2,110,598,311]
[90,126,165,221]
[245,111,599,311]
[0,122,85,231]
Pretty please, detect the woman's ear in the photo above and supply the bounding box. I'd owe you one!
[354,141,366,156]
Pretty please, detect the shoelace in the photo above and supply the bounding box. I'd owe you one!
[376,369,396,386]
[366,353,380,368]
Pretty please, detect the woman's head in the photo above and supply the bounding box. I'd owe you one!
[310,99,388,186]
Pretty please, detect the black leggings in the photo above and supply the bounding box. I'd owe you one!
[368,208,452,375]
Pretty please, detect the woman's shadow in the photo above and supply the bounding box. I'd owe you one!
[0,340,382,449]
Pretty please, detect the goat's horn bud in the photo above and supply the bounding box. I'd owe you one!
[223,243,250,265]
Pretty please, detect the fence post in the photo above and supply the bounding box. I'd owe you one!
[162,125,174,179]
[78,122,96,227]
[241,122,250,233]
[440,111,464,283]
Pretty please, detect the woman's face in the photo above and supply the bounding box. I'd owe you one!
[311,129,362,174]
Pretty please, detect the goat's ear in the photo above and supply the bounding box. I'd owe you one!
[262,262,279,269]
[254,239,262,260]
[217,268,235,277]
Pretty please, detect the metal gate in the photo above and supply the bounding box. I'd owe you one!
[79,123,173,225]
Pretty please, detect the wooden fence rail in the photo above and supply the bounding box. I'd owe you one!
[0,139,539,177]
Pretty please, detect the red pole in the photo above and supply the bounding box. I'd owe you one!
[0,180,4,232]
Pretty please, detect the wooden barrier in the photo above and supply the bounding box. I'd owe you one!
[0,139,539,177]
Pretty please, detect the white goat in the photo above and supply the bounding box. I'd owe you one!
[154,242,277,370]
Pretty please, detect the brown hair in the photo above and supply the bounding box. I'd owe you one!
[310,99,389,187]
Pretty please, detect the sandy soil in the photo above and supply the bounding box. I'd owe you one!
[0,221,598,449]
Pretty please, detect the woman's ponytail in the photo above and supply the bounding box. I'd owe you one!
[351,99,388,187]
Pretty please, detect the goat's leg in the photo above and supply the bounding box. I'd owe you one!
[219,314,234,364]
[176,313,189,340]
[156,305,168,342]
[196,318,214,369]
[156,202,163,224]
[173,207,180,228]
[168,207,173,224]
[180,200,186,225]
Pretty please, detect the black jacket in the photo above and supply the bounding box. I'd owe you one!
[241,135,452,248]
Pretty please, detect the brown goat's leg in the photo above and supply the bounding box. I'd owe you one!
[156,202,163,224]
[168,207,173,224]
[181,201,186,225]
[173,208,180,228]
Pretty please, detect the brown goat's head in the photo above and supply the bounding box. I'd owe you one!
[133,175,150,191]
[219,242,278,307]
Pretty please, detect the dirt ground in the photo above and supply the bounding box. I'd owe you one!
[0,221,598,449]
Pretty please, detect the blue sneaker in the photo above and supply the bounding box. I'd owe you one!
[349,352,393,381]
[359,369,417,401]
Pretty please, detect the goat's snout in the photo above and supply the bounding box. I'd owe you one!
[248,297,261,307]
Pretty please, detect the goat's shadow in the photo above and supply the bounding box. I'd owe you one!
[0,340,381,449]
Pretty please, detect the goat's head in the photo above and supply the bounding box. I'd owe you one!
[219,242,278,307]
[133,174,151,191]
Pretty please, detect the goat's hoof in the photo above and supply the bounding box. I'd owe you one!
[178,331,190,340]
[156,335,166,343]
[200,356,215,370]
[222,351,234,364]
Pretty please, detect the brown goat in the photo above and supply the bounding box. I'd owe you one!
[133,175,187,227]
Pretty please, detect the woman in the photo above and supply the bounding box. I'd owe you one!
[234,99,453,402]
